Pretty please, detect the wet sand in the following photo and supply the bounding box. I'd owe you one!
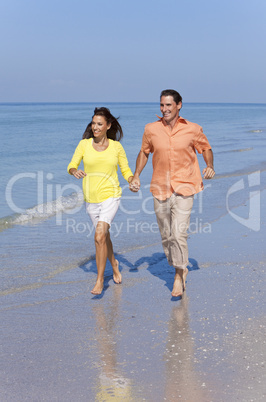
[1,197,266,401]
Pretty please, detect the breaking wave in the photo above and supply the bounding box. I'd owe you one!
[0,191,84,231]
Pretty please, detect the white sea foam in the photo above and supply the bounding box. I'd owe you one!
[0,191,84,228]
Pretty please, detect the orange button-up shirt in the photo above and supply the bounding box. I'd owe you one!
[141,116,212,200]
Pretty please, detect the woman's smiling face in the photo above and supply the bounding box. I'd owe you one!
[91,115,111,139]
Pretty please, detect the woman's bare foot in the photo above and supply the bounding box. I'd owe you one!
[91,279,104,295]
[112,259,122,284]
[172,270,183,297]
[182,267,189,291]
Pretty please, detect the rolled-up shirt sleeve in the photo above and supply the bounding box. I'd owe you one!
[193,127,212,154]
[141,127,153,154]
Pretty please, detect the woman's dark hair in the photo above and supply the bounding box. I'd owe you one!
[82,107,123,141]
[160,89,182,104]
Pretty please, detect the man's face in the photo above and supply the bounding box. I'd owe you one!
[160,95,182,125]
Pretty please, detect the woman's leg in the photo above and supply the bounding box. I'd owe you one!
[106,231,122,284]
[91,221,109,295]
[87,198,121,294]
[91,221,122,294]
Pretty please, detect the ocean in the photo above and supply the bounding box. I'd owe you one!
[1,102,266,296]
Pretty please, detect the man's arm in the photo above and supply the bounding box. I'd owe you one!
[129,150,149,192]
[202,149,215,179]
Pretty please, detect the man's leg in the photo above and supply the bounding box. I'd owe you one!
[170,194,194,269]
[153,196,172,265]
[170,194,194,296]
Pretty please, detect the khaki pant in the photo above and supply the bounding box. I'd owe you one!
[154,193,194,270]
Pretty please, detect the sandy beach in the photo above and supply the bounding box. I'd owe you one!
[1,188,265,401]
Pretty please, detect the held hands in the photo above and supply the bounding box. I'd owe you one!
[129,175,140,192]
[202,166,215,179]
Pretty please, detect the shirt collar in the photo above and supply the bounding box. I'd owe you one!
[156,115,187,125]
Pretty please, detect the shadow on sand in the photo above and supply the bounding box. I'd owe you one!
[78,253,200,300]
[134,253,200,300]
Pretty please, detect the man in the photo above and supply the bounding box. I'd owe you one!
[130,89,215,297]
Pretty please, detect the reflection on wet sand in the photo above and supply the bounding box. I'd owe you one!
[164,294,211,402]
[92,286,133,401]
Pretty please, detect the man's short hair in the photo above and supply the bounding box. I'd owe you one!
[160,89,182,104]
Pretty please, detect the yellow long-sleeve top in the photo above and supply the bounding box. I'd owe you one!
[67,138,133,203]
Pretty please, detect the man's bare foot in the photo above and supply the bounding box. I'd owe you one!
[183,267,189,291]
[113,259,122,284]
[91,280,104,295]
[172,270,183,297]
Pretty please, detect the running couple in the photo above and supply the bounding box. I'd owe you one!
[67,89,215,297]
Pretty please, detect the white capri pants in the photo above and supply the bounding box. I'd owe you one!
[86,197,121,228]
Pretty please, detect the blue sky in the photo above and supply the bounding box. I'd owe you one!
[0,0,265,103]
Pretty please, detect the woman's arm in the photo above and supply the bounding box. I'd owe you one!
[117,143,134,181]
[69,168,87,179]
[67,140,87,178]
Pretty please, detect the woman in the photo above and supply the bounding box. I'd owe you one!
[68,107,133,295]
